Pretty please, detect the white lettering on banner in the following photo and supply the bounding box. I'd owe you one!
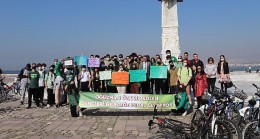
[96,94,121,100]
[122,95,159,101]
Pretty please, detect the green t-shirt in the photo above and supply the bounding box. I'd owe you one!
[177,67,192,84]
[29,70,39,88]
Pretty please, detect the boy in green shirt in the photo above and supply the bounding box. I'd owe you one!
[27,63,40,109]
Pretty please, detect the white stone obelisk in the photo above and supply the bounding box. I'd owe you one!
[161,0,181,61]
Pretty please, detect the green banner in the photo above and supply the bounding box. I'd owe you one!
[129,70,146,82]
[79,92,176,110]
[150,66,168,79]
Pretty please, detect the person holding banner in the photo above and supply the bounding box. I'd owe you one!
[168,61,179,94]
[177,59,192,108]
[91,67,102,92]
[130,63,139,94]
[78,65,91,92]
[106,64,117,93]
[154,58,168,94]
[115,64,127,94]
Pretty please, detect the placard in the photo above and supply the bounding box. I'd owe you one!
[99,70,112,80]
[74,56,87,66]
[129,70,146,82]
[112,72,129,85]
[150,66,168,79]
[87,58,100,67]
[64,60,73,66]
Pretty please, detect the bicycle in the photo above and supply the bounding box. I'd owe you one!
[192,86,241,139]
[242,84,260,139]
[239,83,260,125]
[149,105,233,139]
[0,77,14,103]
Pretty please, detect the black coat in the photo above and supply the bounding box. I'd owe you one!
[191,59,204,69]
[217,62,229,74]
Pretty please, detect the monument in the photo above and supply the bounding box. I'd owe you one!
[159,0,183,61]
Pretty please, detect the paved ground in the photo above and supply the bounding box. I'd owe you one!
[0,93,193,139]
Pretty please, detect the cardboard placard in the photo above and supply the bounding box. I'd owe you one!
[129,70,146,82]
[99,70,112,80]
[64,60,73,66]
[112,72,129,85]
[87,58,100,67]
[74,56,87,66]
[150,66,168,79]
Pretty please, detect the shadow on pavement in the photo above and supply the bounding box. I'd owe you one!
[82,109,171,116]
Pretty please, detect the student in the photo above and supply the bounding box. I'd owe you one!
[78,65,91,92]
[154,58,167,94]
[170,85,189,116]
[91,67,102,92]
[168,61,178,94]
[139,56,151,94]
[37,63,46,106]
[195,66,208,109]
[217,55,230,95]
[205,57,217,93]
[116,64,127,94]
[177,59,192,107]
[106,64,117,93]
[130,63,139,94]
[45,65,55,107]
[27,63,40,109]
[191,53,204,69]
[54,61,65,108]
[19,63,31,105]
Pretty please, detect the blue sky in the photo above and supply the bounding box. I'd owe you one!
[1,0,260,70]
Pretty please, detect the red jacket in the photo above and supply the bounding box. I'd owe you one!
[195,74,208,97]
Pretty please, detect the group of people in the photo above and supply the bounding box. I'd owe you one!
[15,50,230,116]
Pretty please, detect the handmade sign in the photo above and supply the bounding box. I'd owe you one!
[150,66,168,79]
[129,70,146,82]
[87,58,100,67]
[74,56,87,66]
[64,60,73,66]
[99,70,112,80]
[112,72,129,85]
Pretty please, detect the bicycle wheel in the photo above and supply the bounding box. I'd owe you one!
[227,105,242,126]
[191,109,205,138]
[206,120,233,139]
[223,119,242,139]
[242,120,260,139]
[191,109,205,127]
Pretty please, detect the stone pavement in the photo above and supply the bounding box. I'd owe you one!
[0,93,193,139]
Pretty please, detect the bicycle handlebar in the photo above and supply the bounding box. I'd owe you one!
[252,83,259,89]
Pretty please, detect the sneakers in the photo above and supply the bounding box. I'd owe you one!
[79,111,83,117]
[182,110,188,116]
[47,104,50,108]
[20,101,24,105]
